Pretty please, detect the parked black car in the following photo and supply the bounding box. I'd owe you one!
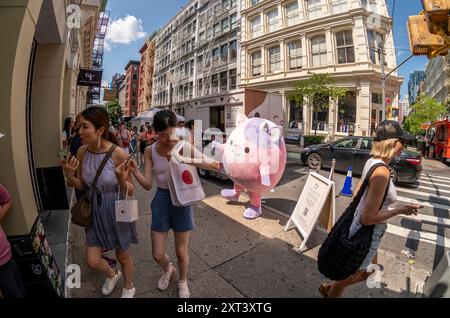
[300,136,423,184]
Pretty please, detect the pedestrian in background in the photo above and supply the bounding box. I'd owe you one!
[0,181,26,298]
[61,107,137,298]
[130,126,138,155]
[185,120,195,145]
[63,117,75,150]
[319,121,420,298]
[115,122,131,154]
[69,114,83,157]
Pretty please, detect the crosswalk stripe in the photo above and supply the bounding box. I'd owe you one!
[421,174,450,182]
[401,213,450,226]
[419,177,450,186]
[396,187,450,202]
[419,180,450,189]
[386,224,450,248]
[398,185,450,195]
[396,196,450,211]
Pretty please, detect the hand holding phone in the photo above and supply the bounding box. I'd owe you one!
[58,149,70,162]
[124,153,133,168]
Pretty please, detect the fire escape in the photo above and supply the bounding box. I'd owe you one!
[87,9,110,104]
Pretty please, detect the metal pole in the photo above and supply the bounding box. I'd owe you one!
[329,159,336,180]
[381,48,386,122]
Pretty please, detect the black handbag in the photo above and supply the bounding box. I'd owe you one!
[71,145,116,228]
[317,162,390,281]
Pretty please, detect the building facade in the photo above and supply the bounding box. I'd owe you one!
[408,70,426,105]
[424,55,450,104]
[239,0,403,141]
[138,32,158,114]
[110,73,125,99]
[398,95,410,124]
[118,76,127,112]
[0,0,102,235]
[152,0,241,130]
[123,60,141,117]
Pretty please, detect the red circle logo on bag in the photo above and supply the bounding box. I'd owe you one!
[182,170,194,185]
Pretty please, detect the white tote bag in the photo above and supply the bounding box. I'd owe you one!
[166,160,205,207]
[115,184,139,223]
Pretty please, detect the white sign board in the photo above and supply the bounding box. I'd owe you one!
[285,172,336,253]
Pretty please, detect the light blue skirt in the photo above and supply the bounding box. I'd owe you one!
[86,190,138,251]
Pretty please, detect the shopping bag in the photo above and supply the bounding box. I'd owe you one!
[166,160,205,207]
[115,184,139,223]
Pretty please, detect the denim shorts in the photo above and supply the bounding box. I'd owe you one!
[150,188,195,233]
[360,223,388,270]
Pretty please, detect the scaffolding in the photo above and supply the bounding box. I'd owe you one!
[88,10,110,104]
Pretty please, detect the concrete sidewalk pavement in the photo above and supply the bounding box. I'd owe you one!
[66,179,429,298]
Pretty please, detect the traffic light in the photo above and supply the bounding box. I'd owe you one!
[408,0,450,58]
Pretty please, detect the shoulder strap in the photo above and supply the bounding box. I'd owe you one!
[354,162,391,209]
[90,145,117,192]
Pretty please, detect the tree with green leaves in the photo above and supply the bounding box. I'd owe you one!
[403,94,447,135]
[288,73,347,137]
[105,99,123,127]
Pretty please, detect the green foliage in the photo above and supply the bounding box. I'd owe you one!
[288,73,347,135]
[403,94,447,135]
[105,100,123,127]
[304,135,326,147]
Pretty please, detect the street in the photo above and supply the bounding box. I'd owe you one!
[66,162,429,298]
[206,152,450,273]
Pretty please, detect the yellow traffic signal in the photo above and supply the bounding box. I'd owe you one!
[421,0,450,26]
[408,15,447,58]
[408,1,450,58]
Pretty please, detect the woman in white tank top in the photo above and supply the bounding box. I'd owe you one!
[319,121,421,298]
[130,110,219,298]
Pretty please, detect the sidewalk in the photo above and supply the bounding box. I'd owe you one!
[66,179,429,298]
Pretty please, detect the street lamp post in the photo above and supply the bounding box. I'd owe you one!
[381,47,386,122]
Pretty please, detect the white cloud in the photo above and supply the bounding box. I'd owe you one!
[105,15,146,51]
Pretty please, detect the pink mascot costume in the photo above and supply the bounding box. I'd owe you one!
[214,115,287,219]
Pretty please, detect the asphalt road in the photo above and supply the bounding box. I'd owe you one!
[202,154,450,272]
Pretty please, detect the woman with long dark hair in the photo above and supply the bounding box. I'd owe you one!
[130,109,219,298]
[63,117,75,150]
[61,106,137,298]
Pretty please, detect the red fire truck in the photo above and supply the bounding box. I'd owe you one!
[434,119,450,163]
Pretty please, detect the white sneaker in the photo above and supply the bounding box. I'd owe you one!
[157,263,176,291]
[178,280,190,298]
[221,189,240,202]
[102,270,122,296]
[243,206,262,219]
[121,285,136,298]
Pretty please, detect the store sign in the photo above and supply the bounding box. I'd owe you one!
[77,69,102,87]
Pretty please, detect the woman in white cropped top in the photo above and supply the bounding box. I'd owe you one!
[319,120,421,298]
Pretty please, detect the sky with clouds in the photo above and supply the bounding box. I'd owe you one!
[102,0,429,99]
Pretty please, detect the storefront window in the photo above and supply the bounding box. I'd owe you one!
[289,100,303,131]
[311,94,329,131]
[336,91,356,133]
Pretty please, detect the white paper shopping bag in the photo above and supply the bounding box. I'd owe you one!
[166,160,205,207]
[115,185,139,223]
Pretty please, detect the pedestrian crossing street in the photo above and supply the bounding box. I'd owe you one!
[387,173,450,249]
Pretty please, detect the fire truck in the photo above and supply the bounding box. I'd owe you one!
[434,119,450,163]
